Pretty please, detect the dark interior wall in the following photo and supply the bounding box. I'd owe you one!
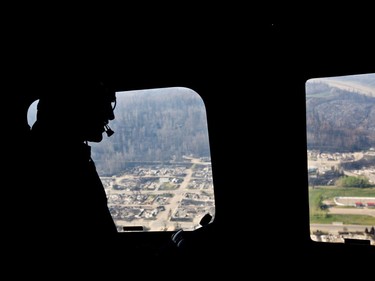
[6,20,375,272]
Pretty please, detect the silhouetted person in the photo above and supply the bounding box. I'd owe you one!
[24,76,118,263]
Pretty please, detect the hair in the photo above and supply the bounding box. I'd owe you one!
[32,75,116,135]
[37,75,115,103]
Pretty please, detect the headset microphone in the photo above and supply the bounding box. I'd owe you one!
[104,124,115,137]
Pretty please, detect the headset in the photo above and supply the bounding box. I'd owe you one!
[104,124,114,137]
[104,93,116,137]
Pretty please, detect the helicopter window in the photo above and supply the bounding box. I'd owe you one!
[306,73,375,246]
[90,87,215,232]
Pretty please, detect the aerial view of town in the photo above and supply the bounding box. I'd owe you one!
[308,149,375,245]
[101,156,215,232]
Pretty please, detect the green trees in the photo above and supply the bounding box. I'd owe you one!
[335,175,372,188]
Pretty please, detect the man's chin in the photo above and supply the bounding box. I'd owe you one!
[87,134,103,143]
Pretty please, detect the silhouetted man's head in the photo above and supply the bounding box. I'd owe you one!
[32,76,116,143]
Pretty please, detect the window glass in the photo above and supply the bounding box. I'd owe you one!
[306,73,375,245]
[91,87,215,232]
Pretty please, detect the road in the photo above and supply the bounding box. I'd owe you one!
[313,78,375,97]
[108,156,213,231]
[149,158,195,230]
[328,206,375,217]
[310,223,373,234]
[150,156,210,230]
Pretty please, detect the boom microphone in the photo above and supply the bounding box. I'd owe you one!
[104,124,114,137]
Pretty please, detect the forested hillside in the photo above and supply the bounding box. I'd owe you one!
[91,87,211,175]
[306,79,375,153]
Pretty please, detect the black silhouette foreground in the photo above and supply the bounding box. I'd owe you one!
[23,76,119,265]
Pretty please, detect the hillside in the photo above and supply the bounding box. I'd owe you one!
[90,87,211,175]
[306,74,375,153]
